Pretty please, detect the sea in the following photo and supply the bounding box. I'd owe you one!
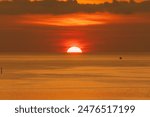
[0,53,150,99]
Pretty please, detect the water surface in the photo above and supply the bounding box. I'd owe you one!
[0,53,150,99]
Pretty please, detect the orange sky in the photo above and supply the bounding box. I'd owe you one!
[0,13,150,53]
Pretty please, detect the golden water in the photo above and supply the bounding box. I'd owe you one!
[0,53,150,99]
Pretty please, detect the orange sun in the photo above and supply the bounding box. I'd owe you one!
[67,46,82,54]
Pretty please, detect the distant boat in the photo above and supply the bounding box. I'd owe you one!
[119,57,123,60]
[1,67,2,75]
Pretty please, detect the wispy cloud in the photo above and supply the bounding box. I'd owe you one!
[19,13,150,27]
[20,13,106,26]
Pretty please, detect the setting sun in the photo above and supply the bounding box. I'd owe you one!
[67,46,82,53]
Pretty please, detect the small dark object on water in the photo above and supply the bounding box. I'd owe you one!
[119,57,123,60]
[1,67,2,75]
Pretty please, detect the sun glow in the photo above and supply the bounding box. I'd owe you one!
[67,46,82,53]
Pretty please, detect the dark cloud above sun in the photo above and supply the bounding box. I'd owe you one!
[0,0,150,14]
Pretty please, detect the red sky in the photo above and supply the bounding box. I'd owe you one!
[0,13,150,53]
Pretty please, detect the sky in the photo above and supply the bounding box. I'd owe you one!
[0,13,150,53]
[0,1,150,53]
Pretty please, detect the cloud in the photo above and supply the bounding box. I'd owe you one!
[19,13,106,26]
[18,13,150,27]
[0,1,150,14]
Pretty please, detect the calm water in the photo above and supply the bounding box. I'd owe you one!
[0,53,150,99]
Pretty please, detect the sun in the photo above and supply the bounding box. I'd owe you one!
[67,46,82,53]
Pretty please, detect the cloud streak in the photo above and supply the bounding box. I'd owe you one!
[18,13,150,27]
[20,13,106,26]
